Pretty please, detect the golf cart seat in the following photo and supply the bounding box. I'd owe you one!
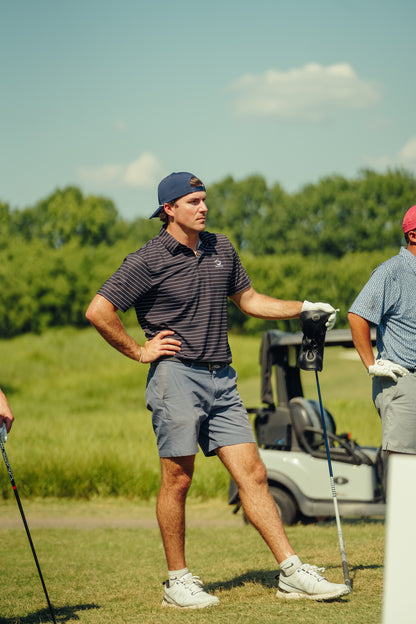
[229,328,387,522]
[289,397,374,466]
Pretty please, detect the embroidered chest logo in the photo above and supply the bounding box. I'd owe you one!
[214,258,223,268]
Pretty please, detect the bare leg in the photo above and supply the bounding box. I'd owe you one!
[156,455,195,570]
[216,443,295,563]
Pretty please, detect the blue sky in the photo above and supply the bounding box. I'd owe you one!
[1,0,415,219]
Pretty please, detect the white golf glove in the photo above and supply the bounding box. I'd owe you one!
[302,300,338,331]
[368,359,408,382]
[0,423,7,443]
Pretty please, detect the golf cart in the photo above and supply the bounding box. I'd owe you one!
[229,327,387,525]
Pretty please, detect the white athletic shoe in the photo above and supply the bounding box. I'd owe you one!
[277,563,350,601]
[162,572,220,609]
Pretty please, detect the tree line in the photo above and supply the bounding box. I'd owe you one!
[0,168,415,338]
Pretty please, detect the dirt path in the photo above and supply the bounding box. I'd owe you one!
[0,498,244,530]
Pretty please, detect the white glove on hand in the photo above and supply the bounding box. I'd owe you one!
[368,359,408,382]
[302,300,338,331]
[0,423,7,443]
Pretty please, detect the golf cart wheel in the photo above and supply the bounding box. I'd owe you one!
[268,485,298,526]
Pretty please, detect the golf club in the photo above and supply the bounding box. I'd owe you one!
[0,424,57,623]
[314,371,352,592]
[297,310,352,592]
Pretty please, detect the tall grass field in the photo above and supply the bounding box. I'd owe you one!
[0,325,381,500]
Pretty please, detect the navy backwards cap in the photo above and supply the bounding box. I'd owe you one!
[149,172,205,219]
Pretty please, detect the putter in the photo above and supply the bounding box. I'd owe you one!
[0,424,57,623]
[297,310,352,592]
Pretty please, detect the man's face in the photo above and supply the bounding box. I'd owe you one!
[167,191,208,233]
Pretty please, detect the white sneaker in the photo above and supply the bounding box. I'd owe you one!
[162,572,220,609]
[277,563,350,601]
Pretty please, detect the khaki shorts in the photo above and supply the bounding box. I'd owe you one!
[145,360,256,458]
[373,372,416,454]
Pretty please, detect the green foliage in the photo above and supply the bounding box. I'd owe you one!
[206,174,288,253]
[0,239,135,337]
[206,168,416,257]
[292,168,416,256]
[0,169,415,338]
[8,186,123,247]
[230,249,391,332]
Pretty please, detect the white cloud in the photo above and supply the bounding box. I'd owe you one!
[124,154,162,187]
[366,155,393,170]
[398,136,416,164]
[77,164,124,185]
[231,62,380,121]
[366,135,416,174]
[77,153,163,189]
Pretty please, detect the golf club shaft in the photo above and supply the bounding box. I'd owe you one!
[315,371,352,591]
[0,438,57,624]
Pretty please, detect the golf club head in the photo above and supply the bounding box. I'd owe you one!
[297,310,331,371]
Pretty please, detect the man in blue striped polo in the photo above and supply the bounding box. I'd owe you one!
[86,172,349,608]
[349,205,416,459]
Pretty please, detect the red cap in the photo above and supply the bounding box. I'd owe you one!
[402,205,416,234]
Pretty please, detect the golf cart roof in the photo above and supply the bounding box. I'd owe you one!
[259,328,376,407]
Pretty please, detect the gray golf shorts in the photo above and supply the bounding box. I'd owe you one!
[145,360,256,458]
[373,371,416,454]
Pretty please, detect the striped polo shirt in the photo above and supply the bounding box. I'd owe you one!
[98,227,251,363]
[349,247,416,368]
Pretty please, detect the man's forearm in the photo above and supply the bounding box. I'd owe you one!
[348,312,375,370]
[252,296,303,320]
[86,295,142,362]
[93,316,142,361]
[231,288,303,320]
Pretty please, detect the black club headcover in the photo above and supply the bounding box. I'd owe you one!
[297,310,331,371]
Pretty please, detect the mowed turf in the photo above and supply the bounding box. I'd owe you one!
[0,326,385,622]
[0,499,384,624]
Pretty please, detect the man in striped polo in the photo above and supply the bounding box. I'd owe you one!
[349,205,416,460]
[86,172,349,608]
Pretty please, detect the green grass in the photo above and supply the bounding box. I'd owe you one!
[0,329,385,623]
[0,499,384,624]
[0,326,381,499]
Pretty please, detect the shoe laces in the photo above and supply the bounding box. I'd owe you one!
[177,574,204,594]
[299,564,326,579]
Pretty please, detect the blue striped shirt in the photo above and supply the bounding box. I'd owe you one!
[98,227,251,363]
[349,247,416,368]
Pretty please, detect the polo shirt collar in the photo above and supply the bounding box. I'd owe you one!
[158,227,214,254]
[400,246,416,272]
[158,227,181,254]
